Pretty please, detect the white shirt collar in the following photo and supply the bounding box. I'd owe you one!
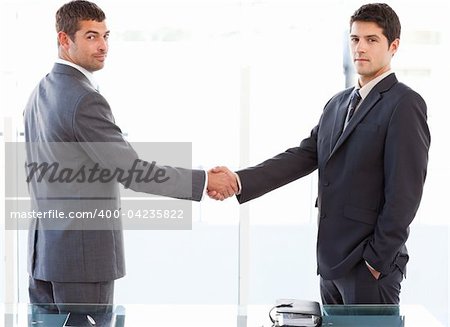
[356,70,393,100]
[343,70,394,130]
[55,58,99,91]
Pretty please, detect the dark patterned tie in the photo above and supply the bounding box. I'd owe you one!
[347,89,361,122]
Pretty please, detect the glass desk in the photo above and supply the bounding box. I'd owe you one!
[1,303,444,326]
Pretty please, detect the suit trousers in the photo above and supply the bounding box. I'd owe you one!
[29,276,114,312]
[320,260,403,304]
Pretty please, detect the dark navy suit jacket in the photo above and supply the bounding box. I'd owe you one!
[236,73,430,280]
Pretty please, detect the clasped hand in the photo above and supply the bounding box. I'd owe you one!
[207,166,238,201]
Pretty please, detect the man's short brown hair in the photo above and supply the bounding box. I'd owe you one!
[56,0,105,41]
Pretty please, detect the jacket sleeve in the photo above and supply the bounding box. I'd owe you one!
[72,91,205,201]
[236,125,319,204]
[363,90,430,275]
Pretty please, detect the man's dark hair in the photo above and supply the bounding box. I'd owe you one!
[56,0,105,41]
[350,3,401,45]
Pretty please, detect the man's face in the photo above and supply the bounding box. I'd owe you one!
[350,21,399,86]
[59,20,110,72]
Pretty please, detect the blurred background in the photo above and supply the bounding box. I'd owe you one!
[0,0,448,325]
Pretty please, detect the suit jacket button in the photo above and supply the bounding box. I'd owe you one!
[320,213,327,219]
[323,181,330,186]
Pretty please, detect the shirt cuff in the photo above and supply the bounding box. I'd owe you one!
[234,172,242,195]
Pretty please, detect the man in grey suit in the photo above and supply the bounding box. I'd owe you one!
[24,0,237,306]
[211,3,430,304]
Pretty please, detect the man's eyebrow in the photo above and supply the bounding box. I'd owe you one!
[84,30,110,35]
[349,34,381,39]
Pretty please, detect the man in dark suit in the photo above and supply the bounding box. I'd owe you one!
[211,3,430,304]
[24,0,237,306]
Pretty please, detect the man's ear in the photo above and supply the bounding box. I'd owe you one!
[390,38,400,57]
[57,31,71,49]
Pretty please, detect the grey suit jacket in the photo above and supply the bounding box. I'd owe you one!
[24,63,205,282]
[236,74,430,280]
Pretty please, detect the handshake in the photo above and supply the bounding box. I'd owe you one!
[206,166,239,201]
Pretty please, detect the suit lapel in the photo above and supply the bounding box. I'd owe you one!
[328,73,398,160]
[329,89,354,154]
